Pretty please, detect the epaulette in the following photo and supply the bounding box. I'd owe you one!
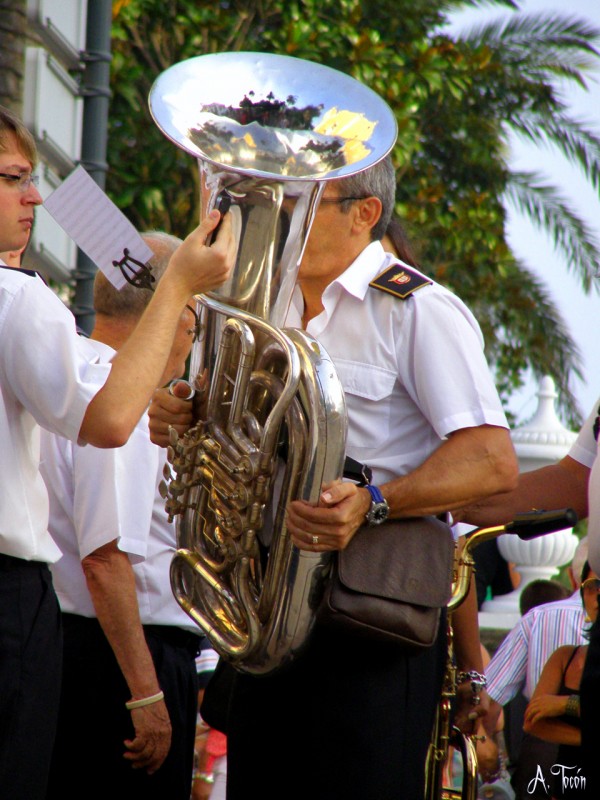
[369,264,432,300]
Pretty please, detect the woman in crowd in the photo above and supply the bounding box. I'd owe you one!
[523,561,597,799]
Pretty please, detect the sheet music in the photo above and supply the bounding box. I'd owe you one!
[43,165,154,289]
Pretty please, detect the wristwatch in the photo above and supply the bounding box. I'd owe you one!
[364,484,389,526]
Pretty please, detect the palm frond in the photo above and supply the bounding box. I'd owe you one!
[474,258,583,423]
[510,114,600,193]
[443,0,519,13]
[459,12,600,60]
[504,172,600,291]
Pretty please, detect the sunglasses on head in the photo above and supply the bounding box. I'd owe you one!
[580,577,600,594]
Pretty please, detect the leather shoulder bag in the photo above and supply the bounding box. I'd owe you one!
[319,516,456,653]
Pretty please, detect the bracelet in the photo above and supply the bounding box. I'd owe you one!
[565,694,580,717]
[456,670,487,689]
[456,670,487,706]
[125,690,165,710]
[197,772,215,784]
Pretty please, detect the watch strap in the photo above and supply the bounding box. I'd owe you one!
[365,484,385,504]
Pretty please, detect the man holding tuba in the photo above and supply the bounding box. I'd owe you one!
[151,154,518,799]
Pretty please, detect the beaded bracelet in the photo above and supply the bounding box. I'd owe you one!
[197,772,215,785]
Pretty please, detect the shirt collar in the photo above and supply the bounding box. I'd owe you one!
[327,240,387,301]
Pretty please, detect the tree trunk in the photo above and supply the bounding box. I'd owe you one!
[0,0,27,112]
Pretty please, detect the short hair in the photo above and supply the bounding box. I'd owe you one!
[333,154,396,241]
[0,105,37,166]
[519,579,571,616]
[93,231,182,319]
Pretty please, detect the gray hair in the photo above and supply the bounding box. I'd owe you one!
[93,231,182,319]
[334,154,396,241]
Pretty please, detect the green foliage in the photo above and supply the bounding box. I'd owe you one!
[108,0,600,425]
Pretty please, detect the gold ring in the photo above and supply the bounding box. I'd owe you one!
[312,535,319,545]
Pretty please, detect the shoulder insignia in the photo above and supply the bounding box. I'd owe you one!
[369,265,432,300]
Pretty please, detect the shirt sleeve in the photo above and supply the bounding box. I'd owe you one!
[1,276,111,442]
[72,419,157,560]
[485,618,530,705]
[398,287,509,438]
[568,397,600,468]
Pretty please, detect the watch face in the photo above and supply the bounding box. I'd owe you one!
[367,501,389,525]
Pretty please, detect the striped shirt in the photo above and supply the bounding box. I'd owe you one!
[486,592,587,703]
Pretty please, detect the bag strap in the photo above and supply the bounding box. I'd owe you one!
[343,456,372,486]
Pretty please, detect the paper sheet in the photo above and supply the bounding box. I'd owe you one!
[43,165,154,289]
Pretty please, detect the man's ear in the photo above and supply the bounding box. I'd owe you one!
[352,196,382,236]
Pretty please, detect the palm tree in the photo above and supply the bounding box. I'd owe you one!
[398,1,600,422]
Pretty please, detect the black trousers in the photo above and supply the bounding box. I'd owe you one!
[204,615,447,800]
[0,556,62,800]
[47,614,200,800]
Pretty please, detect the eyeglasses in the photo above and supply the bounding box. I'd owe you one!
[581,578,600,594]
[320,196,367,205]
[0,172,40,192]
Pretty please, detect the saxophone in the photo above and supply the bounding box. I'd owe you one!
[149,51,397,675]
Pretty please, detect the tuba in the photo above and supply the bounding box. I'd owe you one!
[149,52,397,675]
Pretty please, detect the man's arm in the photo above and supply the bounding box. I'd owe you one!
[454,455,590,529]
[285,424,518,551]
[81,540,171,773]
[80,212,235,448]
[451,570,490,732]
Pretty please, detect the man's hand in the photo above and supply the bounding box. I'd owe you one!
[149,385,195,447]
[286,480,371,551]
[123,699,172,774]
[453,685,490,735]
[166,210,236,298]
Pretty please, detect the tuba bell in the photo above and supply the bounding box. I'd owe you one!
[149,51,397,675]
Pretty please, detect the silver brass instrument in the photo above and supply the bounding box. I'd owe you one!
[149,52,397,675]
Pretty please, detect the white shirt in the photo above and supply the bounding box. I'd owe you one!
[485,592,587,703]
[41,339,199,633]
[286,242,508,484]
[0,267,111,562]
[568,396,600,573]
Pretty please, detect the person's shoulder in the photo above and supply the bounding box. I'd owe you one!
[547,643,578,667]
[530,593,581,618]
[369,262,432,301]
[0,264,38,287]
